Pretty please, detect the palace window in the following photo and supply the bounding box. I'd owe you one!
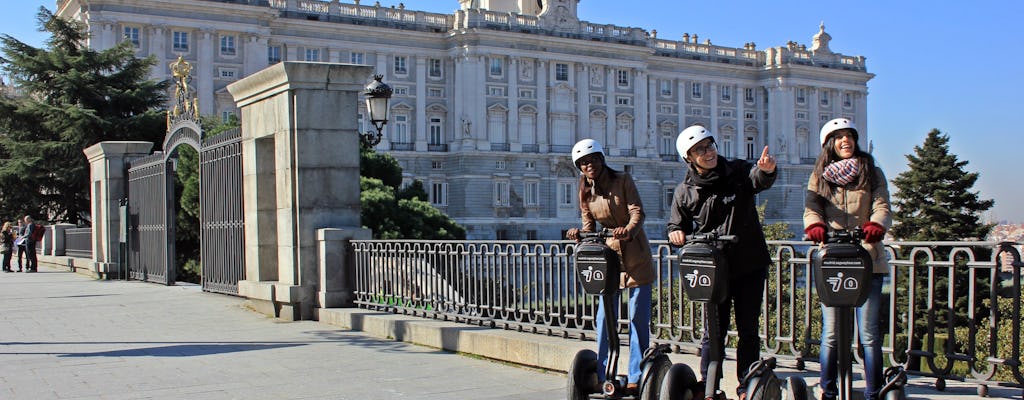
[430,182,448,206]
[820,89,830,106]
[394,56,408,75]
[220,35,236,56]
[429,58,443,78]
[494,180,510,206]
[660,80,672,97]
[350,52,364,64]
[691,82,702,99]
[721,85,731,102]
[172,31,189,52]
[304,48,319,62]
[123,26,140,47]
[617,69,630,88]
[429,118,443,145]
[489,58,504,77]
[744,88,755,103]
[268,46,281,64]
[796,87,806,104]
[524,181,539,206]
[555,63,569,81]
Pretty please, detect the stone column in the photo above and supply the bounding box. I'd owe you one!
[83,142,155,278]
[197,29,215,115]
[415,56,427,151]
[536,60,548,151]
[508,57,520,152]
[148,26,167,81]
[50,223,76,257]
[227,62,374,320]
[317,227,370,309]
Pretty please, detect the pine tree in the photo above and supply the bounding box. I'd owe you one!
[889,128,995,370]
[890,129,994,241]
[0,7,167,225]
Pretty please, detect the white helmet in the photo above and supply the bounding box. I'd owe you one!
[571,139,604,168]
[819,118,858,147]
[676,125,715,158]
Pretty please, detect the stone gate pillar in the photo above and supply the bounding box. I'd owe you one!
[84,142,154,278]
[227,62,373,321]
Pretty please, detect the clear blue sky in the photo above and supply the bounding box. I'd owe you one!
[4,1,1022,223]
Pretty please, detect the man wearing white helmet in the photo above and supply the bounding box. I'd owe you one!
[566,138,655,394]
[666,125,778,399]
[805,118,891,400]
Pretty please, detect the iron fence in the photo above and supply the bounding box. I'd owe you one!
[64,228,93,259]
[351,238,1023,391]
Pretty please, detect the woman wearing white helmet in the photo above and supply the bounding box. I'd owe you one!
[666,124,778,400]
[566,138,655,394]
[805,118,891,400]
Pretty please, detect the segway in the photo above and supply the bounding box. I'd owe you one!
[567,229,696,400]
[678,232,808,400]
[811,229,906,400]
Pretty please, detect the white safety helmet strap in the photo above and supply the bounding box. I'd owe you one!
[819,118,858,147]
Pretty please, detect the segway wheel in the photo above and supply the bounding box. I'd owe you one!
[567,349,598,400]
[639,354,673,400]
[786,376,809,400]
[657,363,698,400]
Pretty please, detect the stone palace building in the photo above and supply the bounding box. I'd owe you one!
[56,0,873,240]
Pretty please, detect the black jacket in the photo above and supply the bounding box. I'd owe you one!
[666,156,776,279]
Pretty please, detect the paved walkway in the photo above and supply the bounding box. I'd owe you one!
[2,263,1016,399]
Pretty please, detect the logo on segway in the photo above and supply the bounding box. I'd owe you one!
[684,269,712,288]
[826,272,859,292]
[580,266,605,283]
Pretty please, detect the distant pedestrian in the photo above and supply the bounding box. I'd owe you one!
[14,219,27,272]
[1,221,13,272]
[23,216,43,273]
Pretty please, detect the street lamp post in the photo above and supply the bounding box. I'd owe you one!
[360,74,393,147]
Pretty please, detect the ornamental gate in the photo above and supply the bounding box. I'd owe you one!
[124,56,244,293]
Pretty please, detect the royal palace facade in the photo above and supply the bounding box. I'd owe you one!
[57,0,873,240]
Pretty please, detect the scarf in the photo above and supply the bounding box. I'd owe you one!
[822,158,860,186]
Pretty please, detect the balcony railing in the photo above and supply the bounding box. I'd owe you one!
[390,142,414,151]
[427,143,448,152]
[351,238,1024,391]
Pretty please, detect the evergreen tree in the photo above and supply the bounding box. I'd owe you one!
[0,7,167,225]
[360,145,465,240]
[890,129,994,241]
[889,128,995,370]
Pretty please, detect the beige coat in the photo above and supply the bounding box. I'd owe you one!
[804,166,892,273]
[582,171,655,288]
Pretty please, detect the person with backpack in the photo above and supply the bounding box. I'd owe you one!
[23,215,44,273]
[666,125,777,400]
[805,118,891,400]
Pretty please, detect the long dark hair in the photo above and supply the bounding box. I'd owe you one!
[577,153,619,205]
[812,134,877,198]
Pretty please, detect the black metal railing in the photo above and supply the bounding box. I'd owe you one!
[64,228,93,259]
[350,238,1024,391]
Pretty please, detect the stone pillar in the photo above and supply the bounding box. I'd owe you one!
[316,227,370,310]
[536,60,548,151]
[227,62,374,321]
[415,56,427,151]
[83,142,154,277]
[50,223,76,257]
[197,29,215,115]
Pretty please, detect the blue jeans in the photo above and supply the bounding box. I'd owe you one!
[596,284,651,384]
[820,274,884,400]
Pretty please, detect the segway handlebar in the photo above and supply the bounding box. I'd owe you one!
[826,227,864,244]
[577,229,614,240]
[686,232,739,244]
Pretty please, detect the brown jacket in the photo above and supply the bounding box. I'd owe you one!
[804,166,892,273]
[581,171,655,288]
